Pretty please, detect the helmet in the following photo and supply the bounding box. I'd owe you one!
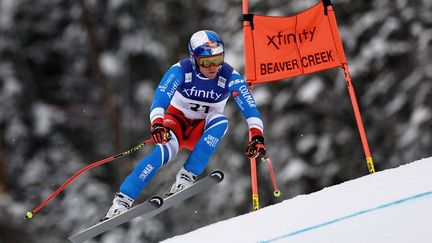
[188,30,224,67]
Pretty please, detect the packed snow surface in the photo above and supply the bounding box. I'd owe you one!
[162,158,432,243]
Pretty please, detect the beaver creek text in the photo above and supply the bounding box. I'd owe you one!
[260,50,334,75]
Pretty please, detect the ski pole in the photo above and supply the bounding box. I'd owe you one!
[25,138,153,220]
[249,157,260,211]
[261,156,281,197]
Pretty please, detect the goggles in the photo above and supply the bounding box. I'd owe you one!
[196,54,224,68]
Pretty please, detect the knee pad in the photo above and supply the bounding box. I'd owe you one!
[205,112,229,135]
[162,131,179,165]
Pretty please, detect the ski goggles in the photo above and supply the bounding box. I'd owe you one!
[196,54,224,68]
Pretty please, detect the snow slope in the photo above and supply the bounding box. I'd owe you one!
[162,158,432,243]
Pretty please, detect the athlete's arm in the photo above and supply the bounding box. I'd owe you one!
[228,71,266,158]
[228,71,264,135]
[149,63,184,124]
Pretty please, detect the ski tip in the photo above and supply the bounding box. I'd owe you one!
[149,195,164,206]
[25,211,34,219]
[210,170,224,181]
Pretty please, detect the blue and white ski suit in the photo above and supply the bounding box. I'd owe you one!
[120,58,264,199]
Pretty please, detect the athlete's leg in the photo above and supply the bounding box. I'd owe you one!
[183,112,228,175]
[119,132,179,200]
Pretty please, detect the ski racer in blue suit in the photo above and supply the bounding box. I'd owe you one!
[103,30,266,220]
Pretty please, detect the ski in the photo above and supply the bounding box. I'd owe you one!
[68,170,224,243]
[68,195,163,243]
[150,170,224,218]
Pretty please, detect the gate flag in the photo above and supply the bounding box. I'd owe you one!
[242,0,376,212]
[243,1,347,84]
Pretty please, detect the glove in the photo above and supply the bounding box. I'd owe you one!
[151,119,171,144]
[245,135,266,159]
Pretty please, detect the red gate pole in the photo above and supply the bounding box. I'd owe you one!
[243,0,260,210]
[342,63,376,173]
[325,3,376,173]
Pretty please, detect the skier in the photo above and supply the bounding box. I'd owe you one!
[103,30,266,220]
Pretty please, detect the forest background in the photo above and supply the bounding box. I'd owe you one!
[0,0,431,242]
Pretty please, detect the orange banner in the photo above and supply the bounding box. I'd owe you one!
[244,2,347,84]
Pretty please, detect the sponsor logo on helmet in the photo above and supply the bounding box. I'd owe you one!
[205,41,218,49]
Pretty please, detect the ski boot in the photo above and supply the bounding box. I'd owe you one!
[166,167,197,196]
[101,192,134,221]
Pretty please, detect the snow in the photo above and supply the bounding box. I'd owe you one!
[161,158,432,243]
[297,78,324,104]
[100,52,122,77]
[2,1,432,242]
